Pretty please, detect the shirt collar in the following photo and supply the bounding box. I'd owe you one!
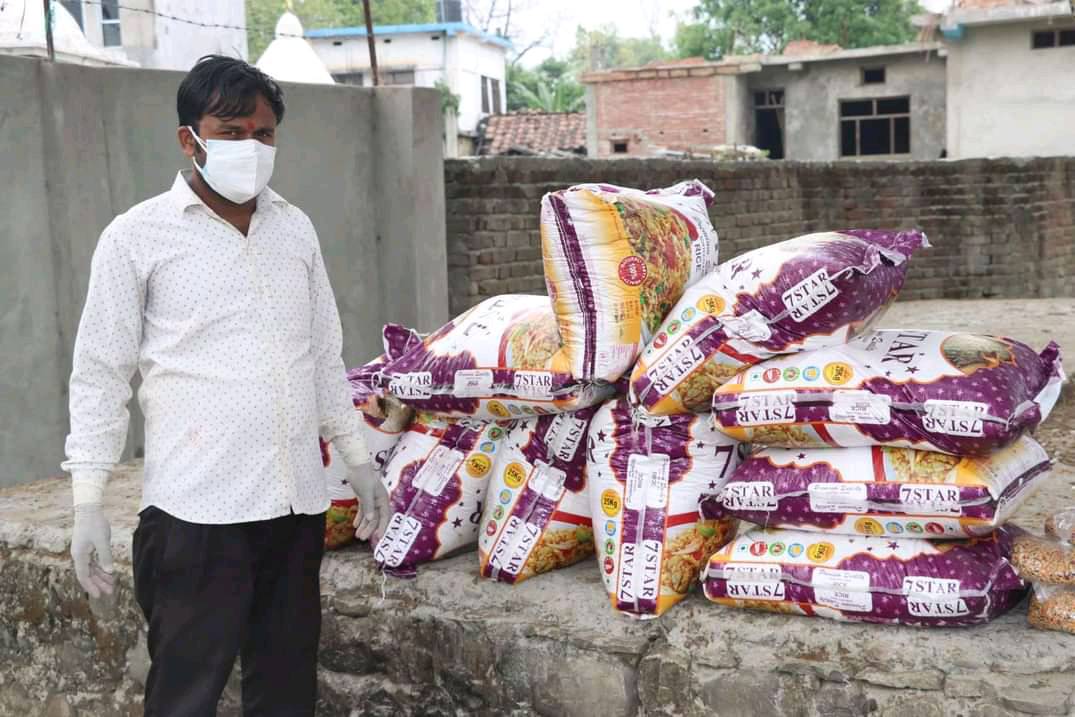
[170,170,288,217]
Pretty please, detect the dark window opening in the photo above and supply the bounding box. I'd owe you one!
[431,35,442,40]
[61,0,83,29]
[611,140,628,154]
[755,109,785,160]
[383,38,393,43]
[333,40,343,46]
[1033,30,1057,48]
[753,89,784,108]
[481,77,490,113]
[385,70,415,85]
[839,96,911,157]
[333,72,364,86]
[1060,29,1075,46]
[491,78,502,113]
[862,66,886,84]
[101,0,121,46]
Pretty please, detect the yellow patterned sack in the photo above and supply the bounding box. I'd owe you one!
[540,181,718,383]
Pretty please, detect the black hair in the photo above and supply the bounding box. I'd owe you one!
[177,55,285,130]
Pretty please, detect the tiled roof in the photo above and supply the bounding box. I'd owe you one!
[476,111,587,156]
[782,39,842,56]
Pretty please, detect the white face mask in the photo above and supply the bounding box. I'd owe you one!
[185,126,276,204]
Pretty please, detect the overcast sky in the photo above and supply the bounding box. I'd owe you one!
[478,0,954,67]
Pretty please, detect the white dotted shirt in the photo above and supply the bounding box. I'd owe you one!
[63,172,367,524]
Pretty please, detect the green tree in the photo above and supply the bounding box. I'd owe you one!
[247,0,436,60]
[507,59,584,112]
[569,26,671,72]
[680,0,916,58]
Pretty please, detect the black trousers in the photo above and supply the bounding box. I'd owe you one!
[132,506,325,716]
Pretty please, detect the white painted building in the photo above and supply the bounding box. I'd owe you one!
[54,0,246,70]
[921,0,1075,159]
[307,22,510,152]
[0,0,134,66]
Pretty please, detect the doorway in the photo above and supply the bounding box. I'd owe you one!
[753,89,785,160]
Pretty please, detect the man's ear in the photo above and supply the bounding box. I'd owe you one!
[177,126,197,159]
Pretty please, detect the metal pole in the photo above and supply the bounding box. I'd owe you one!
[43,0,55,61]
[361,0,379,86]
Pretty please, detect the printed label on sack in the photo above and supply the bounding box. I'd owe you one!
[513,371,555,400]
[625,454,671,511]
[617,542,637,603]
[488,515,521,572]
[904,576,969,616]
[503,521,542,576]
[529,461,567,502]
[813,568,872,612]
[545,414,587,462]
[723,562,785,600]
[374,513,422,568]
[829,390,892,425]
[453,369,494,397]
[389,372,433,399]
[721,310,773,343]
[646,335,707,395]
[782,268,840,322]
[898,484,962,516]
[414,446,465,497]
[736,391,797,426]
[922,400,988,437]
[808,483,868,513]
[722,481,778,511]
[639,539,663,602]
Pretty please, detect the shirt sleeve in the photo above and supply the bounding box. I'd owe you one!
[307,223,369,468]
[62,223,144,485]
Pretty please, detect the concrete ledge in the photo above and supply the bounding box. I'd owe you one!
[2,462,1075,716]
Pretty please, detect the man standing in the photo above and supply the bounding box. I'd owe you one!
[63,56,388,715]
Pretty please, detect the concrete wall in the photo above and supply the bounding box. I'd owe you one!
[444,157,1075,316]
[748,52,946,161]
[946,21,1075,159]
[0,54,447,488]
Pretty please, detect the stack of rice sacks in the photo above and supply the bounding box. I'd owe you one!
[693,303,1065,624]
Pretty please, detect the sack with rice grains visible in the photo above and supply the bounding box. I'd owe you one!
[630,230,928,416]
[588,398,741,619]
[479,408,599,583]
[712,330,1063,455]
[541,180,719,383]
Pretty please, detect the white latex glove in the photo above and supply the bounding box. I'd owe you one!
[347,463,391,544]
[71,504,115,599]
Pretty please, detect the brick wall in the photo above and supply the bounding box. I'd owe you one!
[585,67,727,157]
[444,157,1075,317]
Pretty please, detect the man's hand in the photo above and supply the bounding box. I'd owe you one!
[347,463,391,544]
[71,504,115,599]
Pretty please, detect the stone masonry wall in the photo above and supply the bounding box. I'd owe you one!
[444,157,1075,317]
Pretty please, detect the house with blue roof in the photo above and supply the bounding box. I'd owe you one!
[307,10,510,156]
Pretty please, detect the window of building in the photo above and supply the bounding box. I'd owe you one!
[60,0,83,29]
[480,76,501,114]
[611,140,628,154]
[862,66,886,84]
[839,96,911,157]
[333,73,365,86]
[1032,29,1075,48]
[101,0,121,46]
[385,70,415,85]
